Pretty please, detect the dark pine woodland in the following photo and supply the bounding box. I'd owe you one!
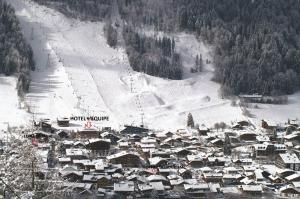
[118,0,300,96]
[0,1,34,97]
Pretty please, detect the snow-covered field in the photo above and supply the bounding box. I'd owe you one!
[0,0,298,131]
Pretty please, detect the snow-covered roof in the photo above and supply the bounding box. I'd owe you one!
[285,173,300,181]
[149,182,165,191]
[223,174,242,179]
[106,151,140,160]
[147,175,168,182]
[63,182,92,190]
[66,148,89,157]
[114,181,135,192]
[279,153,300,164]
[148,156,166,166]
[241,185,262,192]
[293,182,300,188]
[184,183,209,191]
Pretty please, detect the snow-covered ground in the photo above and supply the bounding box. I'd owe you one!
[0,75,30,130]
[1,0,298,131]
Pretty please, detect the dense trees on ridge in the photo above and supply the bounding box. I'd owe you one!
[32,0,112,20]
[123,26,183,80]
[117,0,300,96]
[0,1,35,97]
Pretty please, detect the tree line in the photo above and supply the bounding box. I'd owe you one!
[32,0,112,20]
[0,1,35,97]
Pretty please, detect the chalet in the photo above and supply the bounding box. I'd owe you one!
[223,174,242,185]
[200,167,213,174]
[129,134,142,142]
[285,173,300,182]
[56,130,69,139]
[73,159,104,170]
[285,132,300,144]
[253,143,286,158]
[58,157,71,166]
[82,174,112,188]
[114,181,135,196]
[57,117,70,127]
[62,182,93,192]
[66,148,89,160]
[279,185,300,197]
[210,138,223,147]
[85,138,111,151]
[232,158,252,166]
[240,185,263,196]
[198,126,210,135]
[187,154,205,168]
[207,157,225,167]
[184,183,211,198]
[147,175,169,185]
[254,169,265,183]
[151,150,172,158]
[267,175,283,184]
[26,131,51,142]
[127,174,147,183]
[158,168,176,178]
[178,168,192,179]
[148,157,168,167]
[276,153,300,171]
[203,173,223,183]
[118,140,129,150]
[239,132,257,141]
[39,118,52,132]
[277,169,296,179]
[76,128,100,139]
[120,125,149,134]
[100,132,120,144]
[240,177,255,185]
[159,143,172,149]
[60,170,83,182]
[174,148,192,157]
[107,151,144,167]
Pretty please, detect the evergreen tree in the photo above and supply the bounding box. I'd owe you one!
[187,113,194,128]
[105,22,118,48]
[224,133,231,156]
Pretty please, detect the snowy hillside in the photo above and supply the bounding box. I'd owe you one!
[1,0,298,130]
[0,75,30,130]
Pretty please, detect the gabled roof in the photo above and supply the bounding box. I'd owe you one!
[114,181,135,192]
[241,185,262,192]
[147,175,168,182]
[285,173,300,181]
[106,151,140,160]
[184,183,210,191]
[63,182,92,190]
[279,153,300,164]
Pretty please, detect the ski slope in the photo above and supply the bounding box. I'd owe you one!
[2,0,298,130]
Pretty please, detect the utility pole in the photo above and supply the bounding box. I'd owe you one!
[47,53,50,68]
[31,27,34,40]
[31,158,35,191]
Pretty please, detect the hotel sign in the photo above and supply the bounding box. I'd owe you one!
[70,116,109,121]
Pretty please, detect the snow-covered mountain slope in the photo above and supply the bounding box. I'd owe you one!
[2,0,298,130]
[0,75,30,130]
